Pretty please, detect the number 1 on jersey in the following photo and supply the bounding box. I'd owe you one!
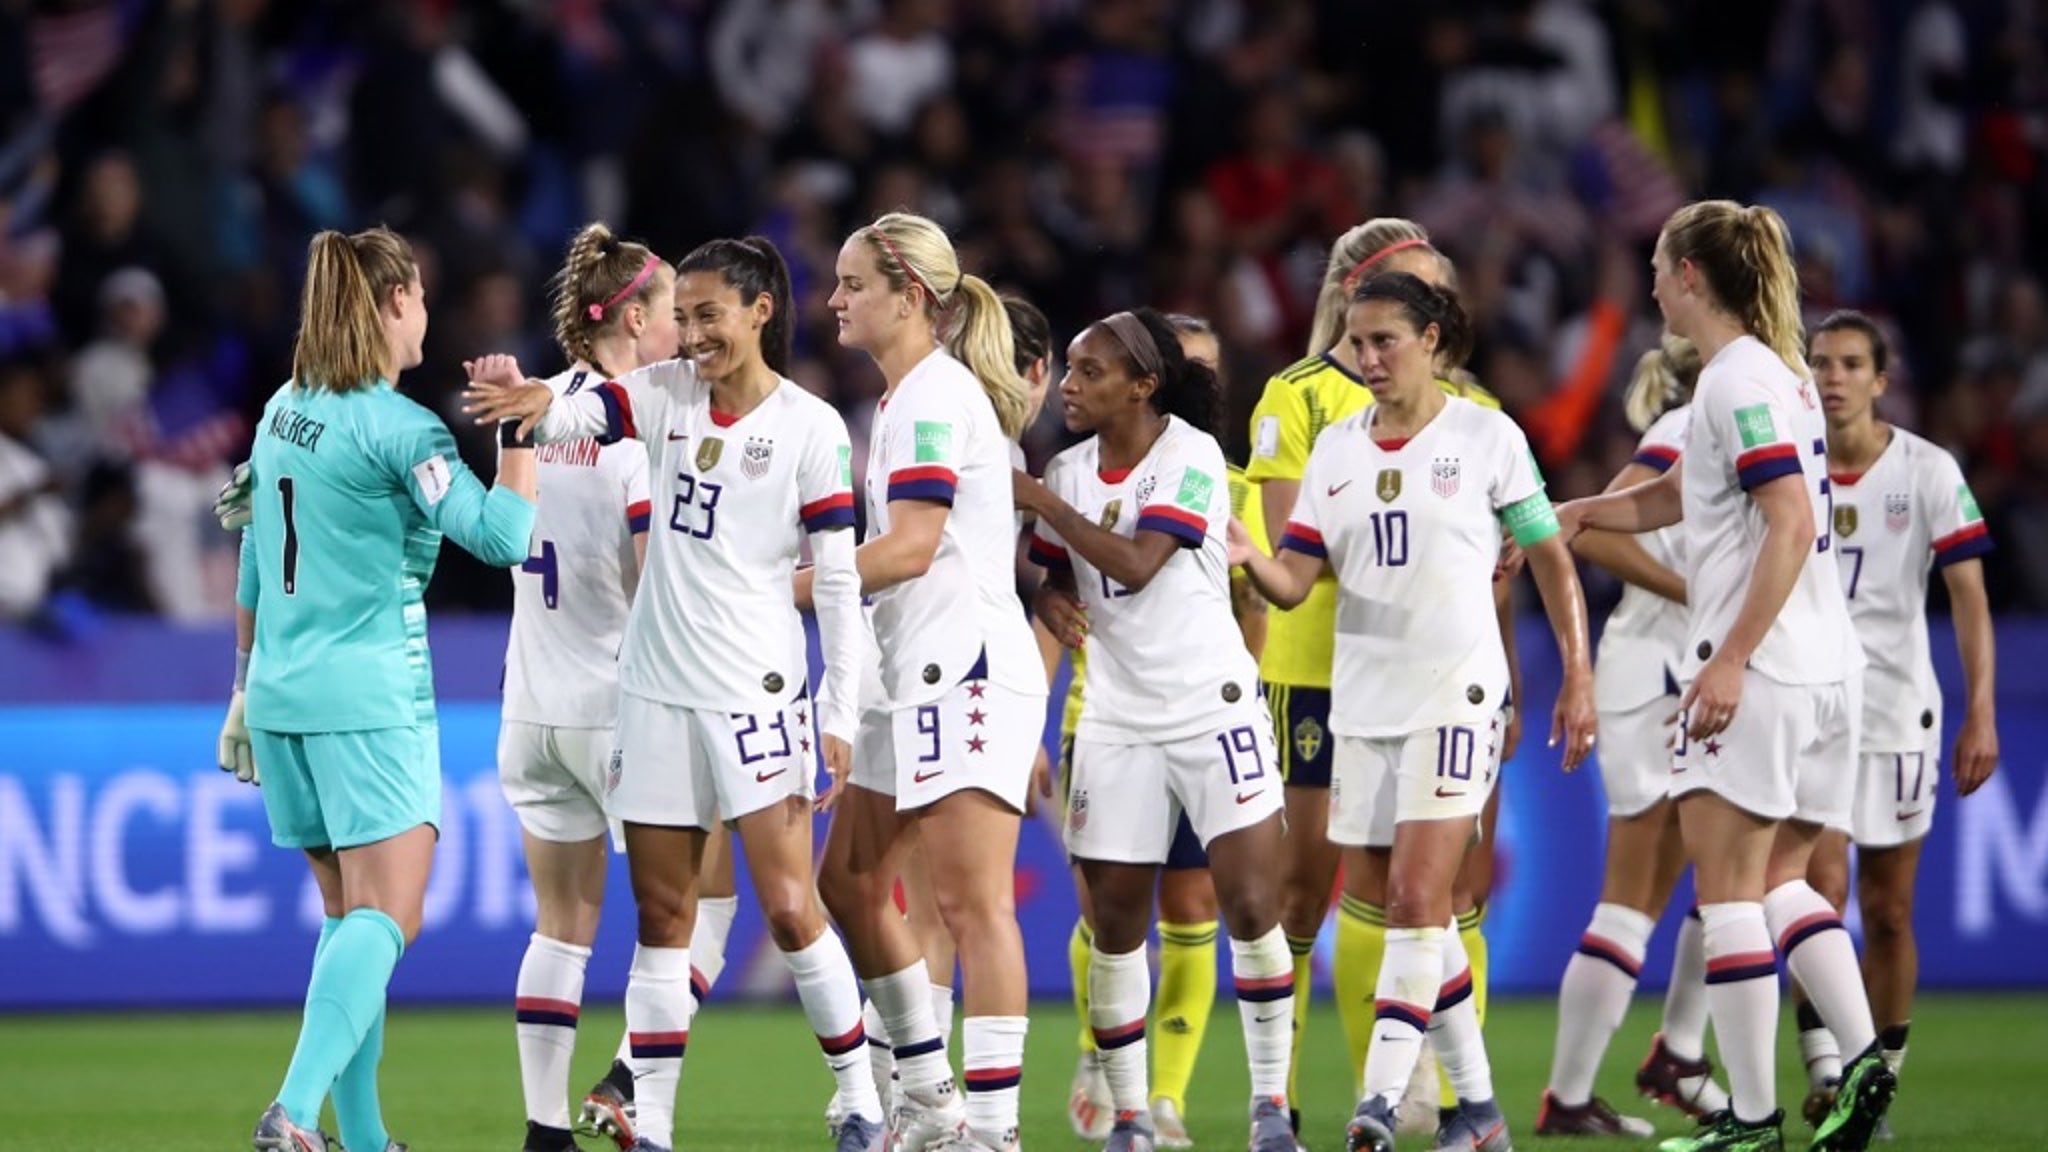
[278,476,300,595]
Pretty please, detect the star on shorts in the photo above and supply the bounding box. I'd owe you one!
[966,735,987,754]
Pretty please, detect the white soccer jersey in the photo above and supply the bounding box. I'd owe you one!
[502,366,651,728]
[863,349,1039,707]
[1281,398,1545,737]
[1593,405,1692,713]
[1028,417,1258,743]
[535,360,862,737]
[1679,337,1860,685]
[1830,427,1992,751]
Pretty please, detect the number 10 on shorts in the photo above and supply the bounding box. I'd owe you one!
[1437,725,1477,781]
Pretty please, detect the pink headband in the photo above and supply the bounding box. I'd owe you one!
[1341,237,1433,294]
[869,226,946,310]
[588,256,662,322]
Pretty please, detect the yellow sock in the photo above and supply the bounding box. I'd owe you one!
[1151,920,1218,1110]
[1286,933,1317,1108]
[1335,895,1388,1095]
[1070,918,1096,1054]
[1437,905,1490,1110]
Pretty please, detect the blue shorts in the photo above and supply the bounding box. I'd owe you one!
[252,725,442,851]
[1264,682,1333,788]
[1060,735,1209,871]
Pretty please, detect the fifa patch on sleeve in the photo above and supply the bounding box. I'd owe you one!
[914,421,952,463]
[838,443,853,487]
[1959,483,1983,522]
[1255,416,1280,459]
[1175,469,1215,513]
[1735,404,1778,450]
[1502,492,1560,546]
[413,454,452,507]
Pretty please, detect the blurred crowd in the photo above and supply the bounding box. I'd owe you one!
[4,0,2048,626]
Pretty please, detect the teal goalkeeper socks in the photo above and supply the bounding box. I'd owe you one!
[310,917,392,1152]
[279,909,404,1134]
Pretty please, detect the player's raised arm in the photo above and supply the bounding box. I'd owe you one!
[382,405,534,568]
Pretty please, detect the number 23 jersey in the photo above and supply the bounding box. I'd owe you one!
[1282,398,1544,738]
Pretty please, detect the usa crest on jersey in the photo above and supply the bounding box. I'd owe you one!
[1432,457,1461,498]
[1885,492,1910,533]
[743,436,773,479]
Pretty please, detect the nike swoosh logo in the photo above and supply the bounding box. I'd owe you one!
[1327,480,1353,496]
[1377,1031,1407,1042]
[666,431,687,441]
[1895,809,1924,821]
[1255,1012,1286,1023]
[754,768,787,782]
[1433,786,1466,798]
[1236,790,1265,805]
[914,769,945,783]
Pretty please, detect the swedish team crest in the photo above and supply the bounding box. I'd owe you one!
[1834,505,1858,539]
[742,436,773,479]
[1431,457,1461,498]
[1099,499,1121,530]
[1375,468,1402,503]
[1293,713,1324,763]
[1885,492,1910,533]
[696,436,723,473]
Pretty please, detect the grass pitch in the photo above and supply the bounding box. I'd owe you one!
[4,994,2042,1150]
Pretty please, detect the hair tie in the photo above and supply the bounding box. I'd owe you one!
[869,226,947,311]
[1341,237,1433,294]
[588,255,662,322]
[1099,311,1165,382]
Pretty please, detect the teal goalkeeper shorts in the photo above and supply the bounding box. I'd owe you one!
[252,725,442,850]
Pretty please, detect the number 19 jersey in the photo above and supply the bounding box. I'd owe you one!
[501,367,651,729]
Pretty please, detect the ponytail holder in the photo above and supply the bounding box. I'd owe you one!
[1342,238,1433,294]
[588,256,663,323]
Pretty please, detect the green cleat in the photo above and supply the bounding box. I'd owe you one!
[1656,1110,1783,1152]
[1810,1045,1897,1152]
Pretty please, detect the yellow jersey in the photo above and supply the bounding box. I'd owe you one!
[1244,352,1501,688]
[1059,461,1263,739]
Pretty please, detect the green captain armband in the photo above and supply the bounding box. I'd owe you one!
[1502,492,1560,546]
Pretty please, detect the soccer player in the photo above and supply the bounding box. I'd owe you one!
[1062,313,1253,1150]
[491,223,672,1152]
[463,235,882,1152]
[1019,306,1297,1152]
[220,226,537,1152]
[810,211,1047,1152]
[1233,272,1596,1152]
[1789,311,1998,1127]
[1537,337,1733,1135]
[1554,201,1894,1152]
[1245,220,1516,1130]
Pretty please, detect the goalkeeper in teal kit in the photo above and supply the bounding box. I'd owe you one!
[216,226,537,1152]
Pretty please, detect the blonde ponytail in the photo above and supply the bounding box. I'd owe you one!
[1662,199,1808,379]
[1623,336,1702,432]
[1308,218,1433,355]
[292,226,415,394]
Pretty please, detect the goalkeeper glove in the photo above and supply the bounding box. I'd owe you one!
[219,649,257,785]
[214,460,253,530]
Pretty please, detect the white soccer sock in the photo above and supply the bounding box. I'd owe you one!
[1362,926,1444,1109]
[1699,902,1778,1124]
[784,931,883,1123]
[515,934,591,1129]
[1765,880,1876,1057]
[962,1015,1028,1136]
[624,945,691,1148]
[1230,925,1294,1104]
[1797,1000,1843,1087]
[930,982,956,1048]
[1430,919,1496,1106]
[1547,903,1653,1105]
[1661,907,1712,1060]
[691,895,739,1009]
[868,962,952,1092]
[1088,944,1152,1114]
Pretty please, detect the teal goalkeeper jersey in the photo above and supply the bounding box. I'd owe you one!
[237,379,534,733]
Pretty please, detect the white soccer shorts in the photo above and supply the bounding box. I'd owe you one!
[1850,749,1938,848]
[497,720,614,843]
[1670,671,1858,832]
[1328,715,1502,848]
[1064,699,1283,865]
[889,674,1043,814]
[1597,695,1680,818]
[610,689,817,828]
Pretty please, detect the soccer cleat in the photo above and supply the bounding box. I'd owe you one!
[626,1140,671,1152]
[252,1103,328,1152]
[523,1121,579,1152]
[1636,1033,1730,1119]
[1150,1097,1192,1149]
[1534,1092,1656,1138]
[1800,1081,1838,1129]
[888,1080,967,1152]
[1655,1110,1782,1152]
[580,1059,637,1151]
[1068,1051,1113,1140]
[1810,1044,1897,1152]
[1346,1096,1398,1152]
[835,1114,887,1152]
[1435,1099,1513,1152]
[928,1127,1018,1152]
[1105,1111,1158,1152]
[1249,1097,1296,1152]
